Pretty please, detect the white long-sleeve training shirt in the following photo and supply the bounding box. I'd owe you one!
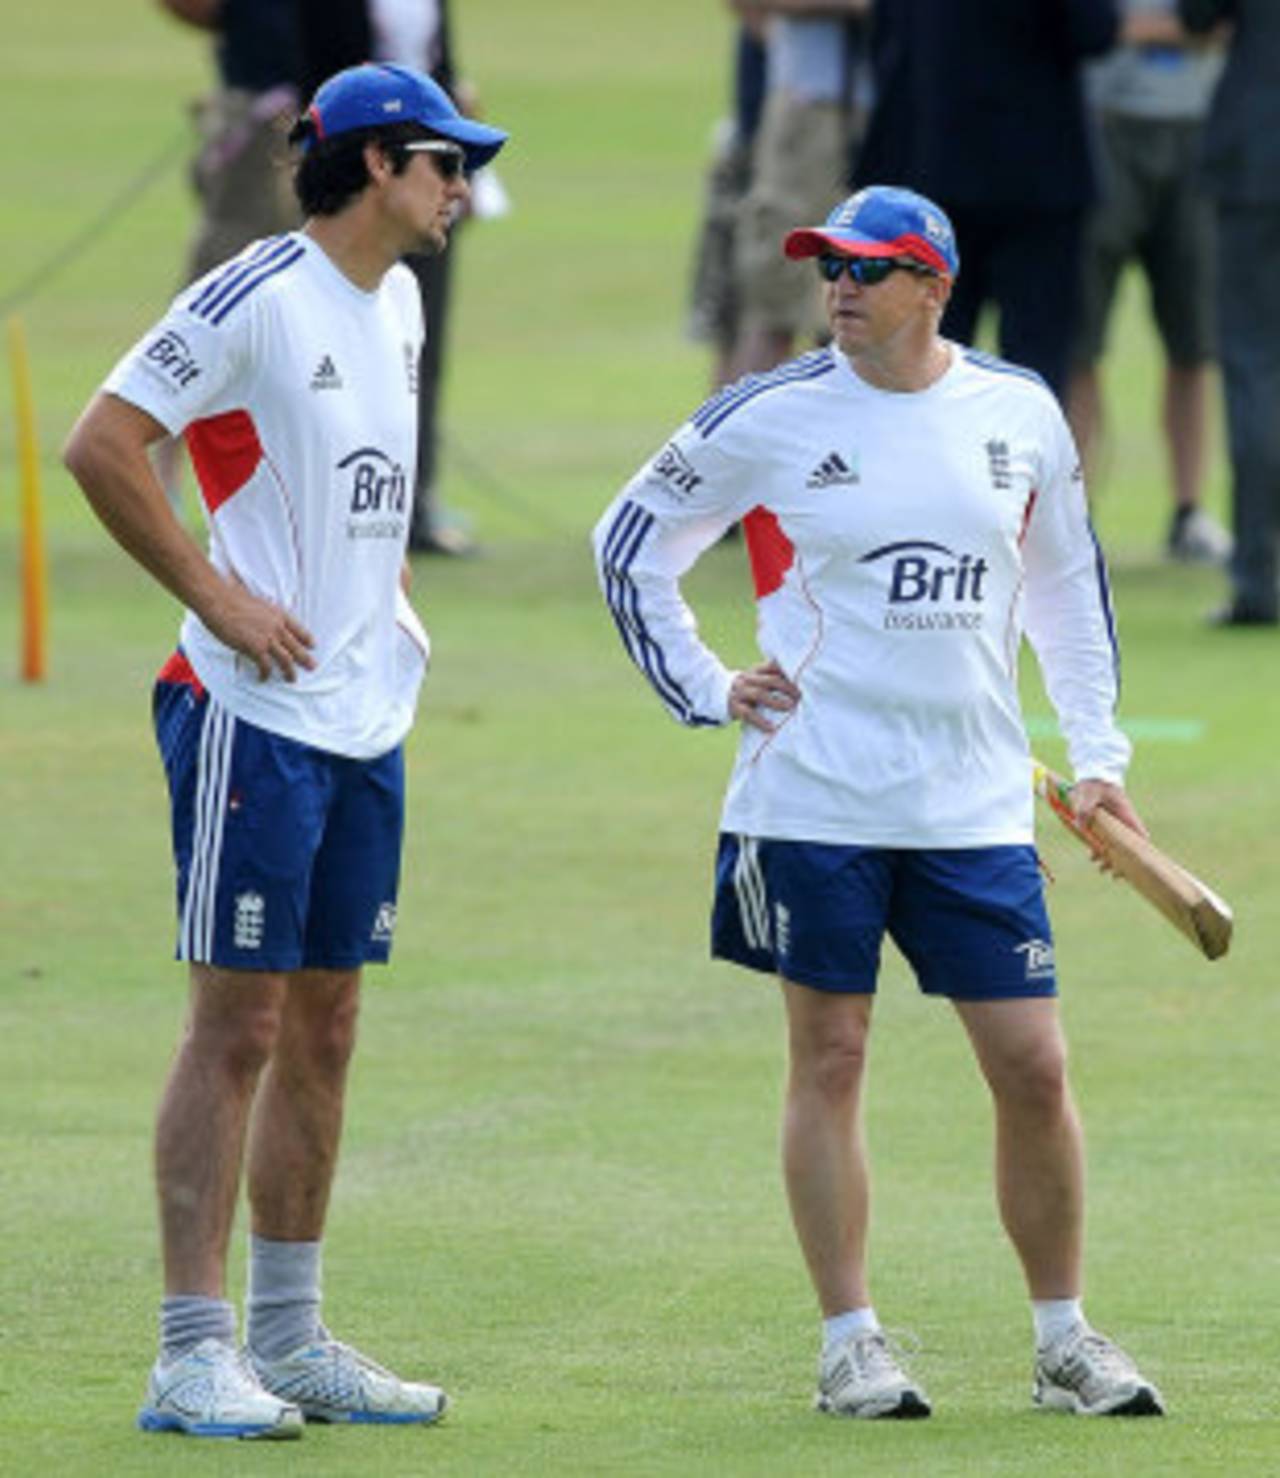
[593,344,1130,848]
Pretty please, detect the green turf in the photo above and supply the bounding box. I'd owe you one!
[1,3,1276,1473]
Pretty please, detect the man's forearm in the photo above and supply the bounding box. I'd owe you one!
[63,394,226,620]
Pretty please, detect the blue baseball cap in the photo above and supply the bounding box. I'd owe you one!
[302,63,508,172]
[784,186,959,277]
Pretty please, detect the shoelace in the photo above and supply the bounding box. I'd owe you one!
[320,1340,396,1382]
[1055,1333,1135,1387]
[171,1347,265,1404]
[842,1328,921,1380]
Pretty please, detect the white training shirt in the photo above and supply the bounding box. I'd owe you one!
[104,232,429,759]
[593,344,1131,848]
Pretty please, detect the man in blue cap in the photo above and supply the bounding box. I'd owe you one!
[63,64,506,1438]
[594,185,1164,1422]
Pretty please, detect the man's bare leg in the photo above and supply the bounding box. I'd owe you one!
[155,965,287,1296]
[955,995,1165,1414]
[1066,364,1103,489]
[779,981,874,1316]
[952,996,1083,1299]
[246,968,362,1240]
[783,980,930,1417]
[1164,361,1210,515]
[730,324,795,382]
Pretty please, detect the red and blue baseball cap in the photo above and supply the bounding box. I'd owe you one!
[784,186,959,277]
[301,63,508,172]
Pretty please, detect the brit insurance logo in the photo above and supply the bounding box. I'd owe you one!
[1015,937,1055,982]
[645,441,703,502]
[143,329,202,391]
[858,539,989,631]
[338,446,408,540]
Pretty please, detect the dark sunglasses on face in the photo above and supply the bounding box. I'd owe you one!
[403,140,467,180]
[816,255,934,285]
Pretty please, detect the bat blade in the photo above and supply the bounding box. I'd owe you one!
[1032,761,1233,961]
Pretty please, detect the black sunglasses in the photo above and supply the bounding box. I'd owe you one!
[816,255,934,285]
[403,140,467,180]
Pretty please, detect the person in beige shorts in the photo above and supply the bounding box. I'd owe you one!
[160,0,303,276]
[186,85,302,278]
[732,3,871,376]
[157,1,302,512]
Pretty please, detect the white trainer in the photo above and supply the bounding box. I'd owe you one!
[1034,1327,1164,1416]
[1168,507,1232,565]
[248,1335,447,1425]
[815,1330,932,1419]
[137,1337,303,1439]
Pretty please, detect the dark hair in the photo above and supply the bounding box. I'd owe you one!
[289,121,433,217]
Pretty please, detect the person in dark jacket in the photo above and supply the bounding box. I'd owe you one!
[854,0,1119,397]
[1180,0,1280,624]
[298,0,480,556]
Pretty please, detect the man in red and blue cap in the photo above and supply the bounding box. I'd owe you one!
[784,183,961,279]
[595,182,1164,1423]
[64,63,506,1439]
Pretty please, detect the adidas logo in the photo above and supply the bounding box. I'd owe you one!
[805,451,859,489]
[310,354,342,390]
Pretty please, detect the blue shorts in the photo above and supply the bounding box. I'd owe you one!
[711,835,1056,999]
[153,655,405,972]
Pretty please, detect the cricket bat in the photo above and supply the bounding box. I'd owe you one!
[1032,761,1233,961]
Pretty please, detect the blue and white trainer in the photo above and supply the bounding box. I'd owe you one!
[138,1337,303,1439]
[248,1336,447,1424]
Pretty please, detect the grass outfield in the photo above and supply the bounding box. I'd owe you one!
[2,3,1278,1473]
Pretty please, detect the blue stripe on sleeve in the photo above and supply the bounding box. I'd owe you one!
[204,245,306,325]
[600,500,721,726]
[691,350,835,438]
[1087,522,1122,694]
[189,237,295,318]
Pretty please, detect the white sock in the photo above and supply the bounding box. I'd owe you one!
[1032,1297,1086,1350]
[823,1306,881,1351]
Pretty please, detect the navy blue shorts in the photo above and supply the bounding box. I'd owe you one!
[711,834,1056,999]
[153,655,404,972]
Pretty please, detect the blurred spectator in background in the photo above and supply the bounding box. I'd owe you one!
[1067,0,1229,565]
[299,0,490,556]
[1180,0,1280,625]
[855,0,1119,399]
[731,0,873,378]
[686,8,769,391]
[160,0,303,279]
[156,1,303,513]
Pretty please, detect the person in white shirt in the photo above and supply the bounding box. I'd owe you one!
[63,62,506,1440]
[593,185,1164,1422]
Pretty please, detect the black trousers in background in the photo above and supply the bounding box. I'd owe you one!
[940,205,1085,403]
[403,245,454,543]
[1216,202,1280,617]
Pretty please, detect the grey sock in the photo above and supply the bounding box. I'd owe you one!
[245,1236,323,1362]
[160,1294,237,1363]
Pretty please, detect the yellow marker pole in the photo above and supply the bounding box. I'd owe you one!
[8,316,48,682]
